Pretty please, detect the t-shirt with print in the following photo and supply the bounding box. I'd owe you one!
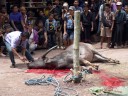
[49,20,55,32]
[56,18,62,31]
[64,15,74,30]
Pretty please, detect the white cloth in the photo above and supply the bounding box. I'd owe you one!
[5,31,26,48]
[28,29,37,52]
[28,29,34,44]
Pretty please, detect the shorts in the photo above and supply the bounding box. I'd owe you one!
[63,30,74,40]
[100,26,112,37]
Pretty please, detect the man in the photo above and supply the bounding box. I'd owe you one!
[81,4,94,43]
[5,31,34,68]
[9,5,25,32]
[124,5,128,46]
[110,2,126,48]
[73,0,83,13]
[50,0,62,18]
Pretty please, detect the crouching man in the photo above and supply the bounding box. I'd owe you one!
[5,31,34,68]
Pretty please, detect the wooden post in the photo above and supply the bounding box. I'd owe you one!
[73,11,81,80]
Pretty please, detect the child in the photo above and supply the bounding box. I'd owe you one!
[100,4,114,49]
[63,6,75,48]
[54,14,64,49]
[45,13,57,48]
[0,29,6,57]
[35,20,48,48]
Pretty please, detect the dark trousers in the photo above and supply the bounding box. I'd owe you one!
[83,25,92,41]
[111,23,125,46]
[47,31,56,48]
[14,22,23,32]
[124,22,128,43]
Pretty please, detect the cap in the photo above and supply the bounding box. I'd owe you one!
[85,1,88,5]
[63,2,68,7]
[69,6,75,11]
[84,2,89,8]
[116,2,122,6]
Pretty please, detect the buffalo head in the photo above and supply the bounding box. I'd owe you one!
[27,46,57,69]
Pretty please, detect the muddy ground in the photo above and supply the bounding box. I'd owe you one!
[0,43,128,96]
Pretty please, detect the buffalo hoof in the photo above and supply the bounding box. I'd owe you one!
[95,65,99,70]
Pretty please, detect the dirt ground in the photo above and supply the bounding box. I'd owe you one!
[0,43,128,96]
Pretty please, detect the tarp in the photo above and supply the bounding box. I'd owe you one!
[89,86,128,96]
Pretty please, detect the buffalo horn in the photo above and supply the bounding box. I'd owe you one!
[41,45,58,58]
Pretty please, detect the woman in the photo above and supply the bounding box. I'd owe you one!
[27,23,38,54]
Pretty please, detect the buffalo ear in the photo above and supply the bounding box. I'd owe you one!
[44,57,49,63]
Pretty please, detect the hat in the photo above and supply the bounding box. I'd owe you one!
[84,2,89,8]
[63,2,68,7]
[69,6,75,11]
[116,2,122,6]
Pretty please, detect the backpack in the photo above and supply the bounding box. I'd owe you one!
[102,12,112,28]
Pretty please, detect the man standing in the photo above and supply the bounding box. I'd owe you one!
[50,0,62,19]
[110,2,126,48]
[73,0,83,13]
[5,31,34,68]
[81,4,94,43]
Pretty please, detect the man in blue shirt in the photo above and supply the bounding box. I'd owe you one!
[5,31,34,68]
[10,5,25,32]
[73,0,83,13]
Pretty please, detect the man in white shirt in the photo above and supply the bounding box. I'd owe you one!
[5,31,34,68]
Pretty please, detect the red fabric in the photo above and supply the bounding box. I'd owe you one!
[93,70,124,88]
[25,69,70,77]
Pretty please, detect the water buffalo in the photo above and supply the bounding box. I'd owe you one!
[27,43,119,69]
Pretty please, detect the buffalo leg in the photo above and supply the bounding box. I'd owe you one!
[93,54,120,64]
[93,55,120,64]
[80,58,99,70]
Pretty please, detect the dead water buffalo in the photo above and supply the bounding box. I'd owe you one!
[27,43,119,69]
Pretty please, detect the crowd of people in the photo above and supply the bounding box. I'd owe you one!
[0,0,128,64]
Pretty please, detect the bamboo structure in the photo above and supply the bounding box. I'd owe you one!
[73,11,81,79]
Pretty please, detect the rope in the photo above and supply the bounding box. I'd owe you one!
[63,69,92,83]
[25,75,79,96]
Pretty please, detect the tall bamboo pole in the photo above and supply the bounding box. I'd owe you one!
[73,11,81,77]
